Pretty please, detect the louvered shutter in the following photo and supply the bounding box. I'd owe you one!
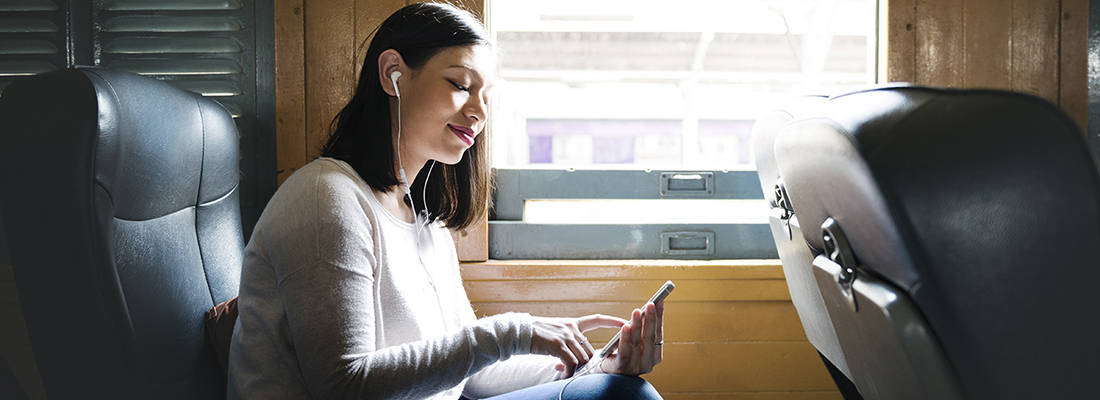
[0,0,68,94]
[95,0,252,118]
[0,0,274,238]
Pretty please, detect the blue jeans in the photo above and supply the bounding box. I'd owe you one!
[479,374,663,400]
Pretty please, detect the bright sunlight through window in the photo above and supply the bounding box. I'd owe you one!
[488,0,877,225]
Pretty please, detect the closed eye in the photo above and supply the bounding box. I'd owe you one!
[448,80,469,92]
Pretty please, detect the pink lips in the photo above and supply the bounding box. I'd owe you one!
[448,124,475,146]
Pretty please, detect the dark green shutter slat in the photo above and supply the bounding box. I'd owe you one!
[217,102,242,118]
[0,39,58,55]
[100,0,242,11]
[0,60,57,76]
[102,37,242,54]
[103,59,242,75]
[0,0,65,95]
[0,18,59,33]
[0,0,58,12]
[172,80,242,97]
[101,15,244,32]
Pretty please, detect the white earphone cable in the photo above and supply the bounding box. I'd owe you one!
[393,71,449,332]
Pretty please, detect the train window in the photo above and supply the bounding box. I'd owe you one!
[488,0,877,259]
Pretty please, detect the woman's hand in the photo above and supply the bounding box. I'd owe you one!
[599,299,665,376]
[529,314,628,378]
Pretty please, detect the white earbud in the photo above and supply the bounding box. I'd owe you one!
[390,70,402,98]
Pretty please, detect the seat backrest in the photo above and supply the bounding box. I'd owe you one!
[774,86,1100,399]
[750,95,854,378]
[0,68,242,399]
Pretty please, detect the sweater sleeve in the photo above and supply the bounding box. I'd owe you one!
[269,165,533,399]
[461,355,563,398]
[441,234,562,399]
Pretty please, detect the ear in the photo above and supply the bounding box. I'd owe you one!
[378,49,405,97]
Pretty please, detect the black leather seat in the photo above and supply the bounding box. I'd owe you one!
[0,67,242,399]
[771,86,1100,399]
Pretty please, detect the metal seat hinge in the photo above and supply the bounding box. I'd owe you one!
[774,179,795,240]
[822,217,859,312]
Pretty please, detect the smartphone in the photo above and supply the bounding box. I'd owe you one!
[596,280,675,358]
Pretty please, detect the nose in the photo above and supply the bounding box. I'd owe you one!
[465,95,487,124]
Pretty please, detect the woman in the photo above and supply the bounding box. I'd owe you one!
[228,3,665,399]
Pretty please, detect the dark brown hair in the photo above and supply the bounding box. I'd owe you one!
[321,2,491,231]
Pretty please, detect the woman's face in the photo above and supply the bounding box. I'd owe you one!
[390,45,495,166]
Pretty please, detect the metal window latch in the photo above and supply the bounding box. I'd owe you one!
[660,172,714,197]
[822,217,858,312]
[774,179,794,240]
[660,231,716,256]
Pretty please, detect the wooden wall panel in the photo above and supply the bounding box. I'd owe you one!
[462,261,840,398]
[1060,0,1089,131]
[881,0,916,82]
[275,0,306,185]
[964,0,1012,89]
[914,0,964,87]
[451,219,488,261]
[884,0,1087,128]
[354,0,405,82]
[464,279,792,302]
[648,342,837,392]
[472,301,807,343]
[304,0,356,161]
[1012,0,1061,102]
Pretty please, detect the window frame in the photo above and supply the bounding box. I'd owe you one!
[489,168,775,259]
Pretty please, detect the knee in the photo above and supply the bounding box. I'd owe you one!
[565,374,662,400]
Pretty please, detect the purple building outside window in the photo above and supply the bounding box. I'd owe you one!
[528,136,553,163]
[593,136,634,163]
[526,119,680,164]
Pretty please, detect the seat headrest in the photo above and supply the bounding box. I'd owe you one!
[81,68,238,221]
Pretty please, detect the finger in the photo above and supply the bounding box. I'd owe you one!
[642,303,658,372]
[575,327,596,357]
[565,334,590,366]
[558,344,579,378]
[629,308,644,372]
[655,299,665,365]
[577,314,629,332]
[617,324,634,372]
[655,299,665,343]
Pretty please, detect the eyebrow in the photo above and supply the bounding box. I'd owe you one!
[446,64,491,86]
[446,64,482,79]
